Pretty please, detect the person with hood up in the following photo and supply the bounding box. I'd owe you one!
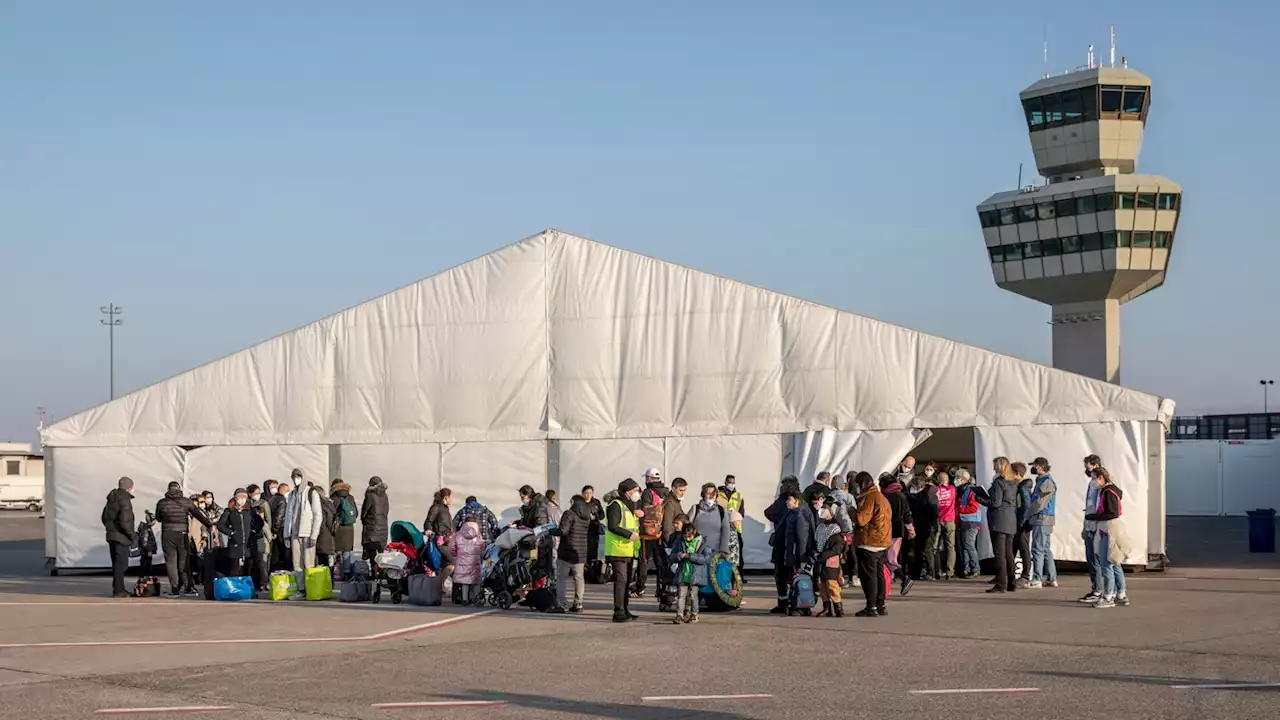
[879,473,915,596]
[283,469,323,571]
[449,520,486,605]
[329,479,357,573]
[632,468,668,598]
[974,457,1020,594]
[905,463,941,581]
[102,477,137,598]
[764,475,804,614]
[1084,466,1129,608]
[217,488,265,581]
[550,494,594,613]
[954,469,983,578]
[454,495,501,543]
[155,481,212,597]
[268,482,290,570]
[813,504,848,618]
[606,478,643,622]
[361,476,390,561]
[852,471,892,617]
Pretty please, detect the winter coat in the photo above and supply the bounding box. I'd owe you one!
[102,488,136,546]
[315,493,337,556]
[935,484,957,524]
[1015,478,1035,528]
[781,505,815,568]
[666,533,710,586]
[817,530,847,581]
[763,494,790,565]
[361,483,390,545]
[1027,474,1057,527]
[249,497,272,539]
[268,494,288,539]
[905,482,940,530]
[518,493,551,528]
[854,485,893,549]
[1085,483,1124,533]
[692,500,733,557]
[1083,478,1102,534]
[216,504,264,559]
[977,477,1019,535]
[585,497,605,535]
[881,482,913,539]
[155,489,210,534]
[424,503,454,540]
[454,502,501,543]
[330,485,356,552]
[450,521,486,584]
[285,485,324,541]
[956,484,983,525]
[556,499,594,564]
[659,492,685,541]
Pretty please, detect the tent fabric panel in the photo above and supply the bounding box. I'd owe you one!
[338,443,441,538]
[557,438,665,505]
[788,429,926,486]
[183,445,328,509]
[441,441,547,526]
[52,446,185,569]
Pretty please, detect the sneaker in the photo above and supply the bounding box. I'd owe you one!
[1025,580,1043,589]
[689,615,699,624]
[769,602,789,615]
[854,608,878,617]
[165,591,181,598]
[181,588,198,597]
[626,611,639,621]
[900,579,915,596]
[547,606,566,615]
[1016,578,1031,589]
[1094,597,1116,609]
[568,605,583,613]
[672,616,683,625]
[1045,580,1058,588]
[631,589,646,598]
[1115,595,1130,607]
[1078,592,1102,604]
[851,577,861,588]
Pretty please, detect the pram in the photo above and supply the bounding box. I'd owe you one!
[481,523,556,610]
[372,520,424,604]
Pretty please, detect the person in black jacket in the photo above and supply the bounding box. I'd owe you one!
[424,488,456,586]
[268,482,290,571]
[516,485,553,582]
[216,488,264,582]
[879,473,915,595]
[155,481,212,597]
[102,477,136,598]
[550,495,593,613]
[361,476,390,561]
[905,464,941,581]
[581,485,605,564]
[606,478,643,622]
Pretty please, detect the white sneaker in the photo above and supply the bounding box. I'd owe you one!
[1093,596,1116,609]
[1026,580,1043,589]
[1045,580,1058,588]
[1016,578,1031,589]
[1115,595,1130,606]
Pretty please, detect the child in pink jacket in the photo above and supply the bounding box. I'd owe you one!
[450,521,486,604]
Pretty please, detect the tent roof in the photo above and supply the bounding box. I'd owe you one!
[42,230,1173,448]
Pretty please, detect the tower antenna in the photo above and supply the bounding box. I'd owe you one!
[1109,25,1116,68]
[1043,25,1049,79]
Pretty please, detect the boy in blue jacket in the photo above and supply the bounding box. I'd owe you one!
[667,515,710,624]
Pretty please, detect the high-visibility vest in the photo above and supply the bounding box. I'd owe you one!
[604,499,638,558]
[719,489,743,513]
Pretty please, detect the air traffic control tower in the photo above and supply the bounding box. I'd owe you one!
[976,48,1181,384]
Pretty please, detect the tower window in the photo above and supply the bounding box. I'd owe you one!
[1017,205,1036,223]
[1023,240,1043,258]
[1116,193,1137,210]
[979,209,1001,228]
[1100,86,1123,113]
[1041,237,1062,256]
[1094,192,1115,212]
[1075,195,1096,215]
[1061,236,1081,253]
[1122,88,1146,115]
[989,246,1004,262]
[1054,198,1076,217]
[1023,97,1044,127]
[1082,87,1098,120]
[1113,231,1128,248]
[1136,193,1157,209]
[1081,233,1102,251]
[1153,231,1171,249]
[1132,231,1152,248]
[1042,93,1063,124]
[1157,193,1179,211]
[1003,244,1024,262]
[999,208,1017,225]
[1036,202,1056,220]
[1060,89,1083,122]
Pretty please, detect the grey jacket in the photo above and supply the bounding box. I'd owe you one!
[977,477,1018,535]
[1027,474,1056,526]
[691,501,733,557]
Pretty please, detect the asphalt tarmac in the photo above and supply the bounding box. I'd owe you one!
[1,511,1278,719]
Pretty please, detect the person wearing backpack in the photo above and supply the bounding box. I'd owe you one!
[330,479,357,572]
[102,477,137,598]
[284,470,323,571]
[631,468,668,598]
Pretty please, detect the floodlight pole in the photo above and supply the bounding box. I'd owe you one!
[100,303,123,400]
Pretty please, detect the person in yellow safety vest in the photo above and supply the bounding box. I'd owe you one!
[718,474,746,581]
[605,478,643,623]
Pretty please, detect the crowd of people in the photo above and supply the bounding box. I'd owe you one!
[99,453,1131,612]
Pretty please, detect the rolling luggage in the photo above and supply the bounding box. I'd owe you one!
[408,573,442,606]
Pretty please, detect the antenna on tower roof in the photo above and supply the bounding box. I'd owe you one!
[1043,25,1049,79]
[1109,25,1116,68]
[1088,44,1095,69]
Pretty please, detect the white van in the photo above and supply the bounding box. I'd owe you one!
[0,476,43,512]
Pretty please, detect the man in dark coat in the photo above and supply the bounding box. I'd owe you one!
[102,477,137,598]
[217,488,265,583]
[268,482,290,571]
[155,481,211,597]
[582,485,605,564]
[517,485,553,580]
[361,476,390,561]
[879,473,915,595]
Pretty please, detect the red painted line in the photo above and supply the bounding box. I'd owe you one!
[374,701,507,709]
[95,707,231,715]
[0,609,495,649]
[911,688,1041,695]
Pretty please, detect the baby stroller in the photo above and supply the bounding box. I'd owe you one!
[481,523,556,610]
[372,520,424,604]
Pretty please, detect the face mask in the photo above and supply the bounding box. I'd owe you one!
[250,494,260,502]
[521,499,530,506]
[628,492,641,503]
[725,484,736,492]
[925,470,935,478]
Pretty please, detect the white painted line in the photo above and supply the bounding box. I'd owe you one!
[642,694,773,702]
[1257,577,1280,582]
[0,609,496,649]
[374,701,507,709]
[910,688,1041,695]
[1171,683,1280,690]
[95,707,232,715]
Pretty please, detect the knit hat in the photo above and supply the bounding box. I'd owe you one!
[118,477,134,491]
[618,478,640,495]
[369,476,383,487]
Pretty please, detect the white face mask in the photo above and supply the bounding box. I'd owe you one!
[725,483,736,492]
[628,491,641,503]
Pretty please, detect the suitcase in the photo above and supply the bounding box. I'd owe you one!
[789,572,815,614]
[133,576,162,597]
[408,573,442,606]
[339,579,374,603]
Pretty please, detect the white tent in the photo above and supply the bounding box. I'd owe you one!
[42,230,1173,570]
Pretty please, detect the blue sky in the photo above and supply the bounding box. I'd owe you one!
[2,2,1276,443]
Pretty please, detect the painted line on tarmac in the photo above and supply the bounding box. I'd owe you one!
[910,688,1041,695]
[1175,682,1280,690]
[642,694,773,702]
[94,706,232,715]
[0,609,497,649]
[374,701,507,709]
[1258,577,1280,582]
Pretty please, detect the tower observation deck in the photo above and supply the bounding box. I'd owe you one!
[976,52,1182,384]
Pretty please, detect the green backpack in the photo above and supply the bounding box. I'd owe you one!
[338,496,358,526]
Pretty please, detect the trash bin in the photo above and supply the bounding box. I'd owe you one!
[1246,509,1277,553]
